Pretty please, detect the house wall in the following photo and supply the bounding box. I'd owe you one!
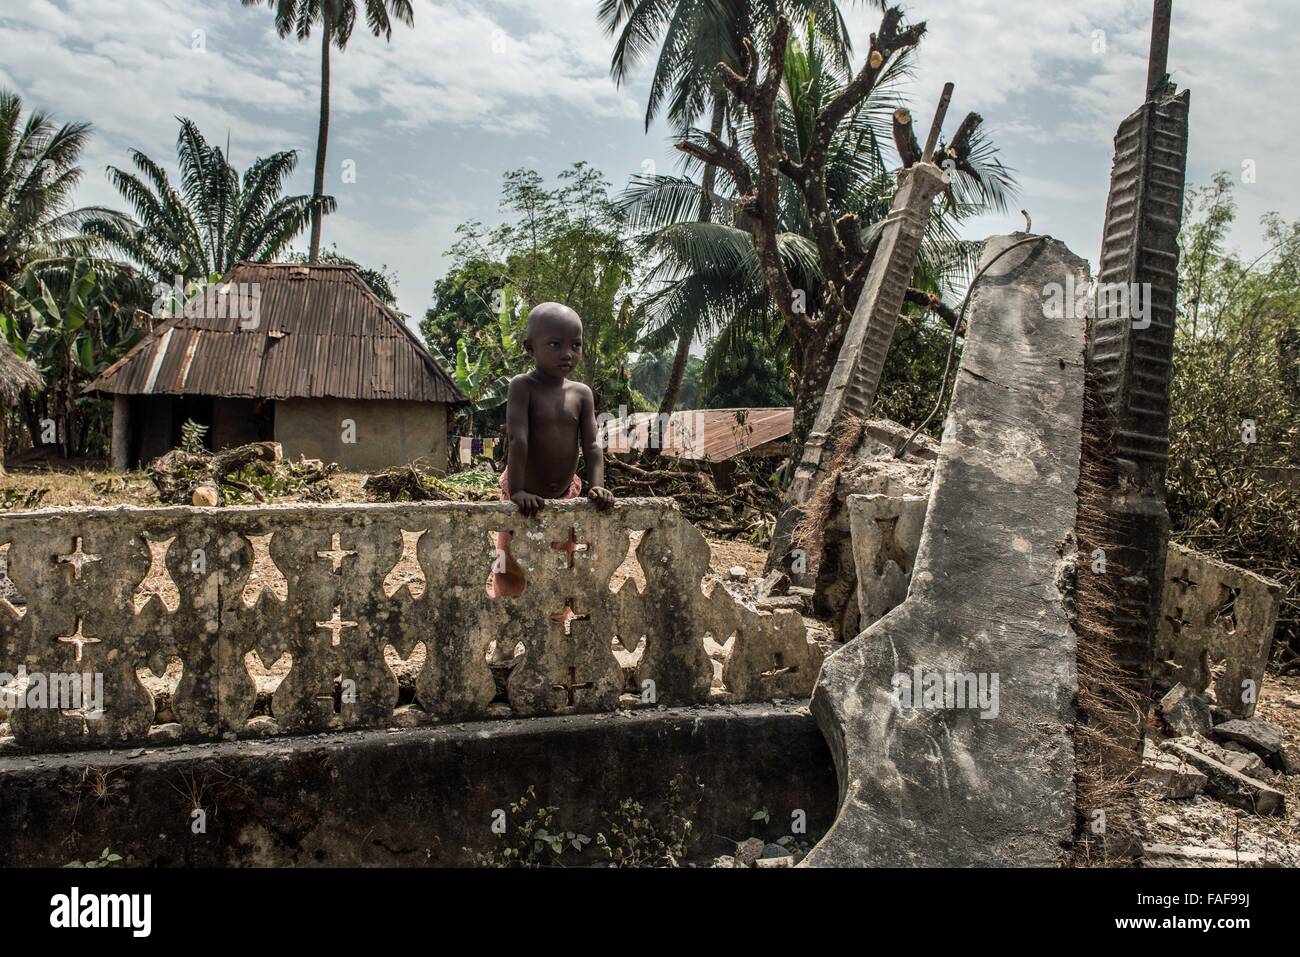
[275,398,447,472]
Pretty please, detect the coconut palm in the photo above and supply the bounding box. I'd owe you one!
[620,18,1014,426]
[85,119,325,281]
[0,89,122,291]
[599,0,851,414]
[241,0,414,262]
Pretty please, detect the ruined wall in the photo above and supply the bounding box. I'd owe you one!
[810,421,935,638]
[275,398,447,472]
[0,498,819,753]
[1156,544,1282,718]
[806,234,1088,867]
[847,498,1280,723]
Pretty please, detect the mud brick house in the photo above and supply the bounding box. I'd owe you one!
[88,262,464,471]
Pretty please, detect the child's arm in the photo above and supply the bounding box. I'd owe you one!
[579,384,614,510]
[506,376,545,516]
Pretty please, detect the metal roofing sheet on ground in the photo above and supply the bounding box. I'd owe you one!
[599,407,793,462]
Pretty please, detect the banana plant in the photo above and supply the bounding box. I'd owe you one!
[1,260,102,456]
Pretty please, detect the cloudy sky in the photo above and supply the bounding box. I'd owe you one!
[1,0,1294,323]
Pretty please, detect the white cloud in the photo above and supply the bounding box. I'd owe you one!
[1,0,1297,318]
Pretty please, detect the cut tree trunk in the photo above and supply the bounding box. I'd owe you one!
[308,11,332,263]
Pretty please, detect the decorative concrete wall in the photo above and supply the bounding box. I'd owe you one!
[846,493,927,630]
[0,498,818,752]
[1156,543,1282,718]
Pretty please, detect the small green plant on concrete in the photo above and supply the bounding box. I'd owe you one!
[180,419,209,454]
[596,773,703,868]
[65,847,121,868]
[468,786,593,868]
[468,776,704,868]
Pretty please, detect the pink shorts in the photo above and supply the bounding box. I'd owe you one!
[492,473,583,597]
[498,470,583,503]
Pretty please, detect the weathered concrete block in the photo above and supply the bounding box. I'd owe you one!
[1156,543,1281,718]
[1141,740,1206,799]
[1158,683,1213,738]
[847,493,927,630]
[1163,741,1284,815]
[810,424,935,639]
[1212,718,1283,758]
[1142,844,1266,868]
[805,234,1088,867]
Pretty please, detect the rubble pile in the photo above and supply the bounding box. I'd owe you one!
[362,464,499,502]
[1140,676,1300,866]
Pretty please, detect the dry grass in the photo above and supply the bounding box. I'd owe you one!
[791,416,865,568]
[1071,384,1150,866]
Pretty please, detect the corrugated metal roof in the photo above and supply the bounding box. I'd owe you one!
[600,408,793,462]
[88,262,466,403]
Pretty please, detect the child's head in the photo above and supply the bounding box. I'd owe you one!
[523,302,583,378]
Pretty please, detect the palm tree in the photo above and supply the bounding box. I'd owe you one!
[85,119,324,281]
[599,0,851,414]
[242,0,414,262]
[0,90,121,292]
[619,18,1014,427]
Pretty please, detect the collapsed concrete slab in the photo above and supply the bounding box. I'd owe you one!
[1156,544,1282,718]
[805,234,1088,867]
[1162,741,1284,816]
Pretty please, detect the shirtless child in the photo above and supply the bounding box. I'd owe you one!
[491,302,615,599]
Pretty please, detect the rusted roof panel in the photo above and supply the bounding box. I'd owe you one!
[600,408,793,462]
[88,262,465,403]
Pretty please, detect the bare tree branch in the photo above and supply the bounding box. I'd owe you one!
[809,7,926,170]
[904,287,963,332]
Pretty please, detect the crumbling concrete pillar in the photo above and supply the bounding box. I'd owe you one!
[1081,84,1190,715]
[805,234,1089,866]
[1070,83,1191,862]
[767,163,948,579]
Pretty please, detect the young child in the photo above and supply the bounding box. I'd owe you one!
[491,302,615,598]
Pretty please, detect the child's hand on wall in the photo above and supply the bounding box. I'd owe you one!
[510,489,545,516]
[587,486,615,511]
